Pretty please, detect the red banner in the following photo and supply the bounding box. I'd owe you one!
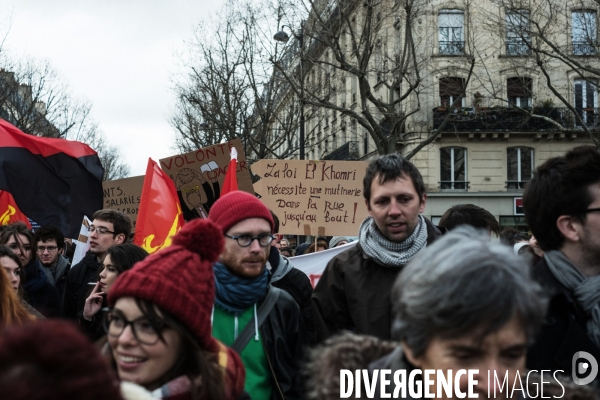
[0,191,32,228]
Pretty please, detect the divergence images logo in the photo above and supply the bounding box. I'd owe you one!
[572,351,598,385]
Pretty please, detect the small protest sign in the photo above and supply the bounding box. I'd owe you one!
[252,159,369,236]
[102,176,144,227]
[159,139,254,220]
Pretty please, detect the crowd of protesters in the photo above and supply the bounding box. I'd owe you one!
[1,147,600,399]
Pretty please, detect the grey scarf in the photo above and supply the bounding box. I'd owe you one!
[358,215,428,268]
[545,250,600,348]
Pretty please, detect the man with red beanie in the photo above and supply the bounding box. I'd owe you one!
[209,190,308,400]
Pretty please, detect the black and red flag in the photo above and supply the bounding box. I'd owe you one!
[0,119,104,238]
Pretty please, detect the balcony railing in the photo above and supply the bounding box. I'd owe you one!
[439,40,465,55]
[322,141,359,160]
[506,180,530,190]
[506,42,531,56]
[573,41,598,56]
[433,107,600,132]
[440,181,470,190]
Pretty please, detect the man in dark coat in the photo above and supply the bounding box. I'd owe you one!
[34,226,71,303]
[62,209,131,319]
[524,146,600,386]
[312,153,444,343]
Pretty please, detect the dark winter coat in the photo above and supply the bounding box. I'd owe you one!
[269,249,316,345]
[259,285,309,400]
[38,254,70,302]
[22,260,61,318]
[527,256,600,382]
[311,217,444,343]
[62,250,102,320]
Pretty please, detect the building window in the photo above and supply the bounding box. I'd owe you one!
[507,147,533,189]
[572,11,597,55]
[574,78,598,127]
[507,77,532,108]
[440,147,467,190]
[506,10,531,55]
[439,10,464,55]
[439,77,466,108]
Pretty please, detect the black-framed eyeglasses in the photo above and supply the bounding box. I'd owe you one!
[102,308,166,345]
[224,233,275,247]
[88,226,115,235]
[37,246,58,253]
[584,208,600,214]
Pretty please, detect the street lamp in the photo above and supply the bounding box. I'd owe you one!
[274,25,305,161]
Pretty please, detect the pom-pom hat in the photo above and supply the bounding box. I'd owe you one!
[108,218,223,353]
[209,190,274,234]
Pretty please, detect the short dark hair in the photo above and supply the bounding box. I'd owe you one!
[91,209,133,241]
[34,226,65,250]
[523,146,600,251]
[500,228,530,247]
[363,153,425,203]
[106,244,148,275]
[438,204,500,236]
[0,222,36,263]
[269,210,280,233]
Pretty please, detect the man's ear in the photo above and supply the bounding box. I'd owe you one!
[402,341,422,368]
[58,247,64,255]
[114,233,126,245]
[556,215,581,243]
[419,193,427,213]
[365,198,372,215]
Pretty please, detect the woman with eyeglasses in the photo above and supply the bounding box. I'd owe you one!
[104,218,247,400]
[80,243,148,341]
[0,223,60,317]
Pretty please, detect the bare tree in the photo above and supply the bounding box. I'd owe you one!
[474,0,600,147]
[172,0,338,162]
[0,57,130,180]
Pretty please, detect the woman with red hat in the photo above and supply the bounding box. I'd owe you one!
[105,218,247,400]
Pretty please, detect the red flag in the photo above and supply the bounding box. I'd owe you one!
[220,148,238,196]
[134,159,184,254]
[0,119,103,237]
[0,190,32,228]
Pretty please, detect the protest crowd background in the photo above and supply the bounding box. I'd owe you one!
[1,113,600,400]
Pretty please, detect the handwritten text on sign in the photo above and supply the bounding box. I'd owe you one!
[252,160,369,236]
[102,176,145,227]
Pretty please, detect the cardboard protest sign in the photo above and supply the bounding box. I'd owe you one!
[159,139,254,220]
[252,160,369,236]
[102,176,145,227]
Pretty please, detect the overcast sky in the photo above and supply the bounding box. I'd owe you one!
[4,0,225,176]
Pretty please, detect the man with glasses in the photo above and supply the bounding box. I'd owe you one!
[34,226,71,302]
[208,191,308,400]
[524,146,600,382]
[62,209,131,320]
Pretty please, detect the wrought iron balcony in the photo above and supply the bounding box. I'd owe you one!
[322,141,359,160]
[573,41,598,56]
[433,107,600,132]
[439,181,470,190]
[506,42,531,56]
[439,40,465,55]
[506,180,530,190]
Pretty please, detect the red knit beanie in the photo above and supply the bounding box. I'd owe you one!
[209,190,274,234]
[0,320,123,400]
[108,218,223,353]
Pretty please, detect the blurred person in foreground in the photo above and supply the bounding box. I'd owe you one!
[524,146,600,382]
[306,227,547,399]
[438,203,500,237]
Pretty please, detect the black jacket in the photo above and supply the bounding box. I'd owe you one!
[259,285,309,400]
[62,251,102,320]
[22,260,61,318]
[312,217,444,343]
[527,256,600,381]
[269,249,316,345]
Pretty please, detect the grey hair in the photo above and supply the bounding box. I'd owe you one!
[391,226,547,357]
